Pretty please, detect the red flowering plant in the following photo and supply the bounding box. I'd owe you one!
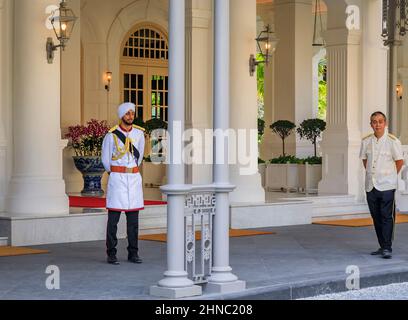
[65,119,110,157]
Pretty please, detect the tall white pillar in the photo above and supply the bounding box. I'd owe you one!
[150,0,201,299]
[274,0,314,158]
[0,0,13,212]
[185,0,213,185]
[361,0,388,134]
[206,0,246,294]
[5,0,69,216]
[229,0,265,203]
[318,26,363,198]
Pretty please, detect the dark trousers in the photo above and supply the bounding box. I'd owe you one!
[366,188,396,251]
[106,210,139,257]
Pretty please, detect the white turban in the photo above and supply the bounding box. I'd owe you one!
[117,102,136,119]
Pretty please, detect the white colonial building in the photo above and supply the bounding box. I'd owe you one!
[1,0,408,297]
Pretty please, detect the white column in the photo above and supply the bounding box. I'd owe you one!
[206,0,246,294]
[5,0,69,216]
[274,0,314,158]
[361,0,387,135]
[185,0,213,185]
[318,27,363,198]
[0,0,12,212]
[229,0,265,203]
[150,0,201,299]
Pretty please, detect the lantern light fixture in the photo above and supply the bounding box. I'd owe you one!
[249,25,279,77]
[46,0,78,64]
[105,72,113,92]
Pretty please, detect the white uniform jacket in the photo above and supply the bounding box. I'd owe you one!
[102,125,145,211]
[359,133,404,192]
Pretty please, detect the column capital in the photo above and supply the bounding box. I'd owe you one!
[323,28,362,47]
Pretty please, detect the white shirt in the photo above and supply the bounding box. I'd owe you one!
[101,125,145,211]
[359,133,403,192]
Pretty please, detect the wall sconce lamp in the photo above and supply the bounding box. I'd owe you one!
[397,84,403,100]
[105,72,113,92]
[46,0,78,64]
[249,25,279,77]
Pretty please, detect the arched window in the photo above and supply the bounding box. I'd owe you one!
[122,27,168,61]
[120,24,169,122]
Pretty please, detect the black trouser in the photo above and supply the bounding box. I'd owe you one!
[106,210,139,258]
[366,188,396,251]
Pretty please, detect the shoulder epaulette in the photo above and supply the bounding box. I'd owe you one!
[133,125,146,132]
[362,133,374,140]
[109,125,119,133]
[388,133,397,141]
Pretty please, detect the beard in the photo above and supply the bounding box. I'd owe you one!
[122,118,134,126]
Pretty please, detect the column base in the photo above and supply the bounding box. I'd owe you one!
[6,177,69,216]
[229,168,265,203]
[150,285,202,299]
[205,280,246,294]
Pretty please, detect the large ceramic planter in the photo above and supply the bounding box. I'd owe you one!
[258,163,266,188]
[298,163,322,195]
[73,156,105,197]
[265,163,299,192]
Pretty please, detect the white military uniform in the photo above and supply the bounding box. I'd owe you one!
[102,124,145,211]
[359,132,403,192]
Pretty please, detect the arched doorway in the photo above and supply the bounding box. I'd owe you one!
[120,23,169,122]
[120,23,169,200]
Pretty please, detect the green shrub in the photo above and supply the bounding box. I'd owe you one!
[269,155,302,164]
[270,120,296,156]
[299,156,322,165]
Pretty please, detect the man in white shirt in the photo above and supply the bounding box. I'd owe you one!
[102,102,145,265]
[359,111,404,259]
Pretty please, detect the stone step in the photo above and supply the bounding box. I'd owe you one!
[312,213,371,222]
[0,237,8,246]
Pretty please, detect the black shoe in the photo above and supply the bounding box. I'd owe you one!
[370,248,383,256]
[382,249,392,259]
[107,255,120,265]
[128,255,143,264]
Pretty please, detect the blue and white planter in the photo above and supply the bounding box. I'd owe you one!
[73,156,105,197]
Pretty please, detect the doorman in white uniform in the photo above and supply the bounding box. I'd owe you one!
[102,102,145,265]
[359,111,404,259]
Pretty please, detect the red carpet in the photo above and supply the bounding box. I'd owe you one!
[69,196,167,208]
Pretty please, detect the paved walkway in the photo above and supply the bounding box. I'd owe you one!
[1,222,408,300]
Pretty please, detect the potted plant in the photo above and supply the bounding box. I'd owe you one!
[297,156,323,195]
[270,120,296,156]
[296,118,326,157]
[65,119,110,197]
[296,119,326,194]
[265,155,301,192]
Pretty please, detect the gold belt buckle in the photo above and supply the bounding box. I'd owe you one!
[126,167,133,174]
